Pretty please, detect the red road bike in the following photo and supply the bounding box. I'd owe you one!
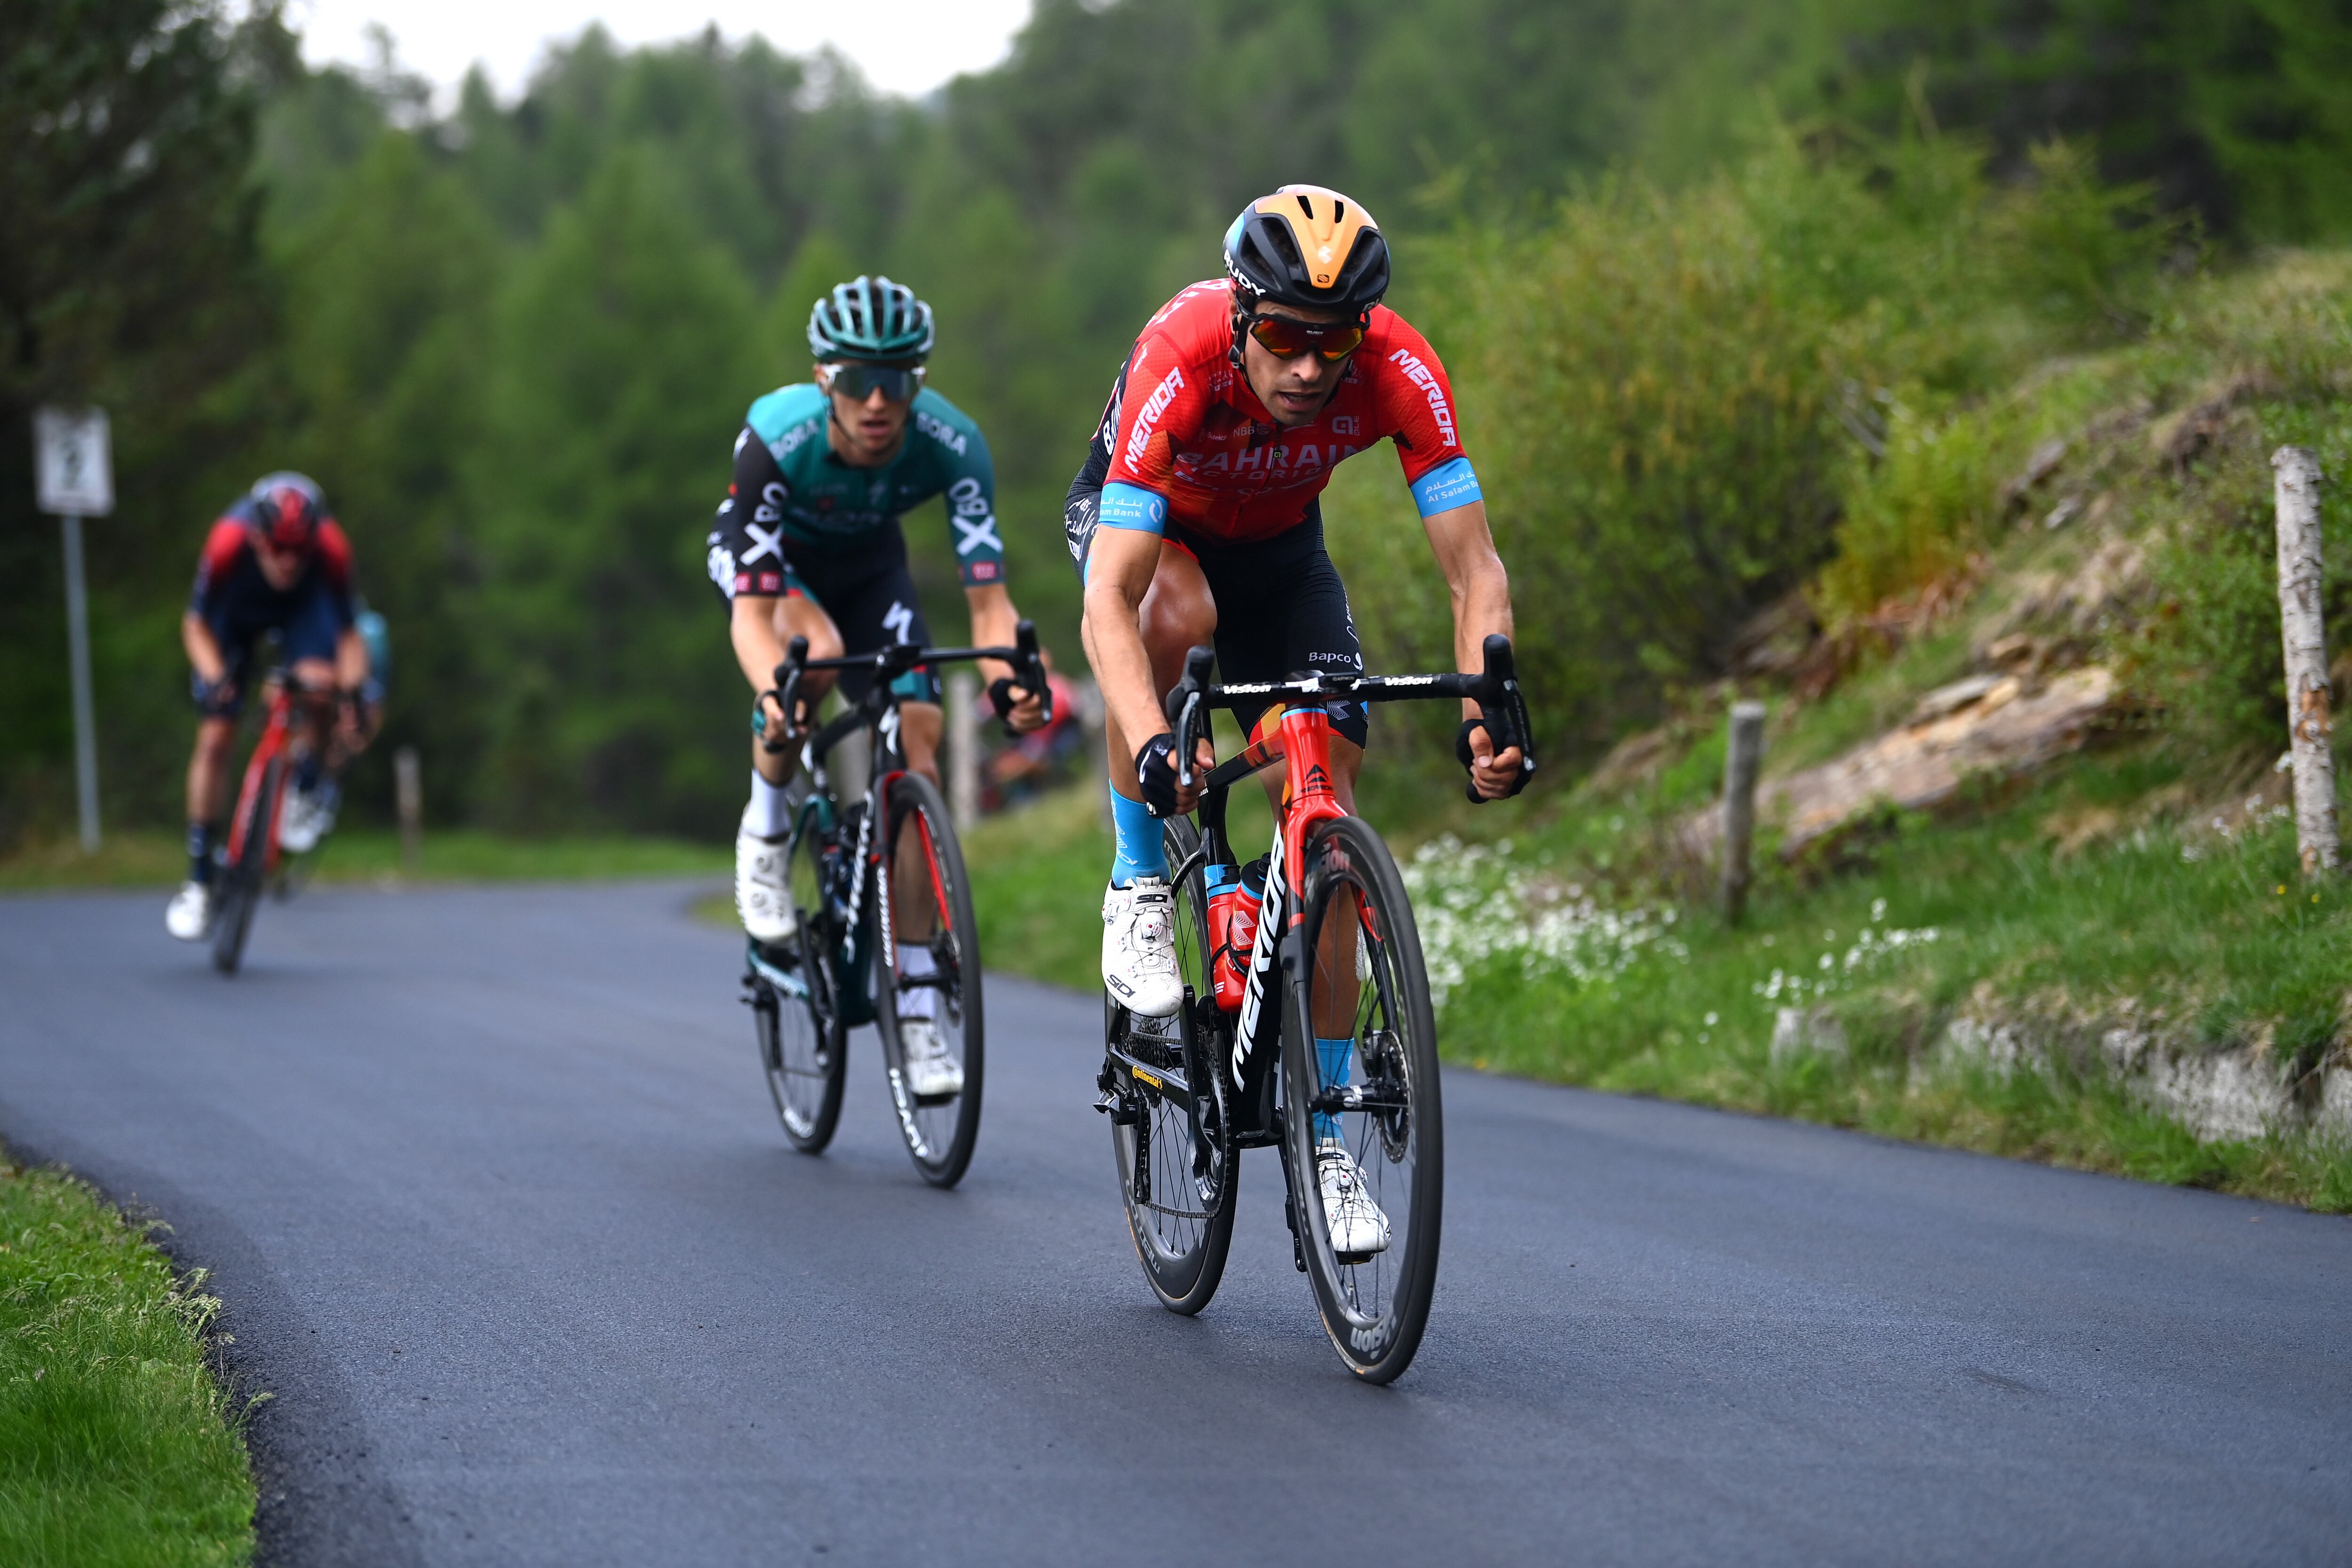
[1098,635,1534,1382]
[211,673,323,975]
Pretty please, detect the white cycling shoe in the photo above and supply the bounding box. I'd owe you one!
[1101,876,1183,1018]
[278,782,338,854]
[1317,1139,1393,1259]
[736,807,797,946]
[896,1016,964,1098]
[165,880,214,941]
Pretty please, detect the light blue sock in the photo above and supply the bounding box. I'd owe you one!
[1313,1036,1354,1141]
[1109,789,1167,888]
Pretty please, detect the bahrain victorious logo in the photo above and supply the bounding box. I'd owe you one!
[1387,348,1457,448]
[1125,365,1187,466]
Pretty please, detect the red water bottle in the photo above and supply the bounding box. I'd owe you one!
[1206,856,1267,1012]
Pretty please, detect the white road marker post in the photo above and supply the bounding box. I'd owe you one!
[394,746,424,873]
[2273,446,2337,878]
[1721,700,1768,925]
[33,407,114,852]
[946,670,980,830]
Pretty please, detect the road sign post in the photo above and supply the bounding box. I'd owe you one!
[34,407,114,852]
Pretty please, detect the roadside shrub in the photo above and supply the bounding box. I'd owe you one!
[1331,127,2173,790]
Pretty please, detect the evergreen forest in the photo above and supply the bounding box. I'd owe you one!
[6,0,2350,841]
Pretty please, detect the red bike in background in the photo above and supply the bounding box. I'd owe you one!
[210,671,325,975]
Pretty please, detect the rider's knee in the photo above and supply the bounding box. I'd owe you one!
[1139,579,1215,653]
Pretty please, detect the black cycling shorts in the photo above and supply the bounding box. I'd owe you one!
[713,519,940,706]
[1065,490,1368,749]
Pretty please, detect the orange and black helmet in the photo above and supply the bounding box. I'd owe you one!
[1223,185,1390,315]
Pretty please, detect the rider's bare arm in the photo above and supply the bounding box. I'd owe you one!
[730,592,796,734]
[964,582,1046,733]
[334,625,370,692]
[1081,526,1212,810]
[182,611,228,687]
[1422,498,1523,800]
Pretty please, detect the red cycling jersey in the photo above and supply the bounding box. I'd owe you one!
[1098,280,1475,545]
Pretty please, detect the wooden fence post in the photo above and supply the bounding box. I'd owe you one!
[1721,700,1767,924]
[946,669,980,830]
[1074,676,1113,834]
[2273,446,2337,877]
[393,745,422,874]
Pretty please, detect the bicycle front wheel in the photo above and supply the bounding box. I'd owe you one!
[1282,814,1444,1383]
[212,757,281,976]
[1108,815,1235,1314]
[762,812,848,1152]
[873,771,983,1188]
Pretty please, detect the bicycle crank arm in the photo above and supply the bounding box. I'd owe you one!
[1308,1082,1409,1115]
[1108,1047,1194,1111]
[744,940,810,1000]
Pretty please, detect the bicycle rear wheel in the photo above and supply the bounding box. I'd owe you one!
[762,812,847,1152]
[873,771,983,1187]
[212,757,281,976]
[1282,814,1444,1383]
[1108,816,1235,1313]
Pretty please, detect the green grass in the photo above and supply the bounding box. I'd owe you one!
[0,828,728,892]
[955,760,2352,1210]
[1426,747,2352,1210]
[0,1153,256,1566]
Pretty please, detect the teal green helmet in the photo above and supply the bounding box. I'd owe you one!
[807,275,934,365]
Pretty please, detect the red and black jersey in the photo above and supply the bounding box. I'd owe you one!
[190,497,356,633]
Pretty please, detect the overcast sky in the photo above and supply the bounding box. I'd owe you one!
[286,0,1036,102]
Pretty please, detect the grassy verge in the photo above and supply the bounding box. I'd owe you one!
[0,828,728,892]
[0,1153,256,1565]
[954,766,2352,1210]
[1416,746,2352,1211]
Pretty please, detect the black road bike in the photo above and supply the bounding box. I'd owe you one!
[742,624,1051,1187]
[1099,636,1534,1381]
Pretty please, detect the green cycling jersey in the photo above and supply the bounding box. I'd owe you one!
[710,383,1005,596]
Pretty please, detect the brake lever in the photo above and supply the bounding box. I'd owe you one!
[1463,634,1536,803]
[1163,644,1216,793]
[1012,619,1054,727]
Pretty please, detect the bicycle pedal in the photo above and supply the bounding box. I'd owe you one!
[1093,1090,1140,1125]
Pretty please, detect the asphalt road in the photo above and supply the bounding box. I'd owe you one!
[2,881,2348,1566]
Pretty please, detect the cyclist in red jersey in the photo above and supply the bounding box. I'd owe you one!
[166,473,377,939]
[1066,185,1525,1252]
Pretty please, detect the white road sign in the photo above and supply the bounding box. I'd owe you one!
[35,406,114,517]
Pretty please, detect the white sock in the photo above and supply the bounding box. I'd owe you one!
[746,771,790,839]
[898,943,938,1022]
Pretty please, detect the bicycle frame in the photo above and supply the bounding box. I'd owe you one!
[1107,634,1536,1152]
[221,677,310,877]
[749,622,1053,1019]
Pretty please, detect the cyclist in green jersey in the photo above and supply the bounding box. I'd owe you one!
[707,276,1046,1097]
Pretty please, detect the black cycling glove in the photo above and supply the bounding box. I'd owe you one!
[988,677,1025,725]
[1456,717,1531,803]
[1135,733,1183,818]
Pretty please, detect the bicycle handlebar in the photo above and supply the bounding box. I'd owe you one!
[762,619,1055,760]
[1161,633,1537,801]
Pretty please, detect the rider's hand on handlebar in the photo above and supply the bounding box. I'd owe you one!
[754,689,795,749]
[1459,716,1526,802]
[989,677,1048,736]
[1134,732,1217,818]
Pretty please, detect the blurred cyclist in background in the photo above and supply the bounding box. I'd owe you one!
[167,473,376,939]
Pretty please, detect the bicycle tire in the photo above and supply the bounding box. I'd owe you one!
[1281,814,1444,1383]
[873,771,983,1187]
[1109,816,1236,1314]
[764,810,848,1152]
[211,756,281,976]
